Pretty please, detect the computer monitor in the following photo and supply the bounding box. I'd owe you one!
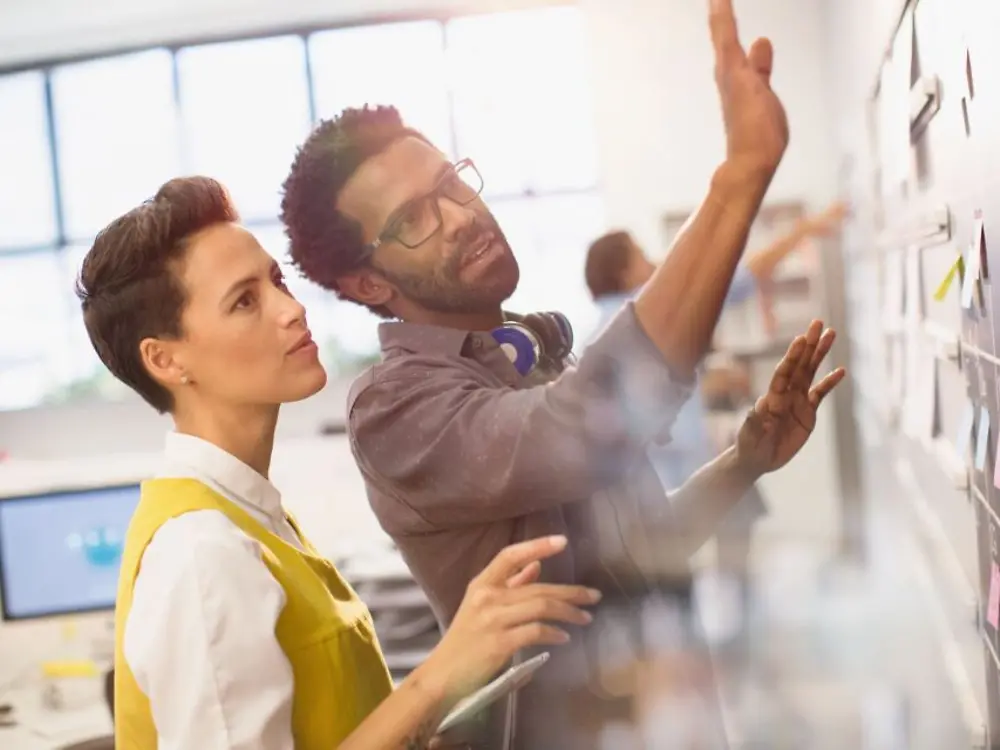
[0,483,141,620]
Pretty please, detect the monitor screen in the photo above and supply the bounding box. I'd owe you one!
[0,484,141,620]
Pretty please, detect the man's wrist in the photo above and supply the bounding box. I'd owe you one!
[726,444,765,485]
[710,160,774,211]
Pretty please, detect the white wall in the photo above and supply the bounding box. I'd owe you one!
[0,0,843,690]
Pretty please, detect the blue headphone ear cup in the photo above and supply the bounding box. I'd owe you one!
[547,312,574,358]
[491,324,541,376]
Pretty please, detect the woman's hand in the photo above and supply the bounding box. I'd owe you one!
[421,535,600,703]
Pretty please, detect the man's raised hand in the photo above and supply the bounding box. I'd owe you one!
[709,0,789,177]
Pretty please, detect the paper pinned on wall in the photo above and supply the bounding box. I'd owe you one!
[884,250,906,320]
[992,424,1000,488]
[974,212,987,279]
[961,243,981,309]
[920,357,937,441]
[975,407,991,471]
[904,246,923,324]
[889,338,905,412]
[933,252,965,302]
[988,562,1000,630]
[956,399,975,459]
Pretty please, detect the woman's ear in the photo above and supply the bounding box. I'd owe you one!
[139,337,188,388]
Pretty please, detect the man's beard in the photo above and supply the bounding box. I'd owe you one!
[380,226,519,316]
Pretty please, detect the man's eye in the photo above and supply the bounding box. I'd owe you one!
[397,204,423,230]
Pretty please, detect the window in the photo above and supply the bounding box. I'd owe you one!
[0,252,71,410]
[446,7,600,197]
[0,72,58,250]
[61,243,105,385]
[176,37,312,222]
[51,50,180,242]
[491,194,605,342]
[0,6,602,411]
[309,21,453,155]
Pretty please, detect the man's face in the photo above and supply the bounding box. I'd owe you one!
[336,137,519,317]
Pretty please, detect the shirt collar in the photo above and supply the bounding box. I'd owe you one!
[378,321,475,357]
[161,432,283,519]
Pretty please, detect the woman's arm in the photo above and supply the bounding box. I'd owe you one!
[339,536,600,749]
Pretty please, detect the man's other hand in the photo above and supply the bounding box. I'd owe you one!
[734,320,846,475]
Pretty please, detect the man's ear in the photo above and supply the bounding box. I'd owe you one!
[336,268,395,309]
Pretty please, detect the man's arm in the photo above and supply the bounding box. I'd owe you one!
[352,305,690,526]
[663,321,846,559]
[662,445,756,560]
[633,0,790,381]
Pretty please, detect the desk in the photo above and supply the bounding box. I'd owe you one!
[0,687,112,750]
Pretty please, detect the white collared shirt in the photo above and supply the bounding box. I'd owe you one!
[122,433,302,750]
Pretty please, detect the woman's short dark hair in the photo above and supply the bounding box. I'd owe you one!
[76,176,238,413]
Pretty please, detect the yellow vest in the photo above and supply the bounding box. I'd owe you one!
[113,478,393,749]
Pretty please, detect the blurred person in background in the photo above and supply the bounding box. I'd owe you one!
[583,203,847,622]
[77,176,600,750]
[279,0,846,747]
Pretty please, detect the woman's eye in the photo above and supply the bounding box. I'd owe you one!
[233,291,255,310]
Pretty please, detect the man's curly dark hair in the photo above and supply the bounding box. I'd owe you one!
[280,105,431,319]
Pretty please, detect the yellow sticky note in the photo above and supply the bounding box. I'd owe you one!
[934,253,966,302]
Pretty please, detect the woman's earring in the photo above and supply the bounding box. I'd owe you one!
[180,374,190,385]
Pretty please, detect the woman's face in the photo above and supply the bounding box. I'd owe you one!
[162,222,327,408]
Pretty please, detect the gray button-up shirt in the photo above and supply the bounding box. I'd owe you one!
[347,302,692,628]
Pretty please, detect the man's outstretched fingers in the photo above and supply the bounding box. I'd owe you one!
[708,0,746,69]
[807,368,847,407]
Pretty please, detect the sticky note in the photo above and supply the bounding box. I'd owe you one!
[933,253,965,301]
[961,243,981,309]
[988,563,1000,629]
[956,400,975,458]
[976,407,991,470]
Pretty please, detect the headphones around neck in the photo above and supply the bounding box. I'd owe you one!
[491,312,576,376]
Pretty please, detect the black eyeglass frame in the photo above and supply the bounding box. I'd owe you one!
[361,158,484,257]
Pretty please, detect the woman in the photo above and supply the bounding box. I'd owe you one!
[77,176,599,750]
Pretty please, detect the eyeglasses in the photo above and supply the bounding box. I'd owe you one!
[364,159,484,254]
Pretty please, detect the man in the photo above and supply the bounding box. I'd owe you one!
[280,2,845,746]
